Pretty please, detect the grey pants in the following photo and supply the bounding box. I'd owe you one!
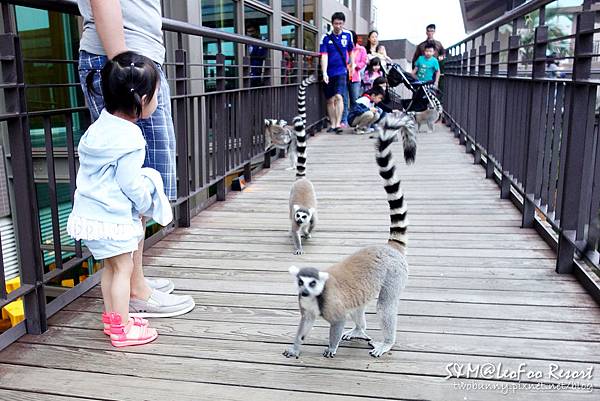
[352,111,380,128]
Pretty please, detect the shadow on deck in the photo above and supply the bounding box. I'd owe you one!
[0,124,598,400]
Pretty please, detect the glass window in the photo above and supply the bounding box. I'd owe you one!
[303,29,317,52]
[281,20,297,83]
[245,6,271,87]
[303,0,315,25]
[282,0,297,17]
[201,0,238,90]
[13,6,86,272]
[15,6,82,113]
[281,20,297,47]
[255,0,271,5]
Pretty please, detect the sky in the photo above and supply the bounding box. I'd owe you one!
[376,0,466,47]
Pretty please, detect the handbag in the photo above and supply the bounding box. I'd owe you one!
[328,33,352,81]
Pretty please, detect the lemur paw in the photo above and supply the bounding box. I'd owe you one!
[368,342,393,358]
[322,348,337,358]
[283,347,300,358]
[302,233,312,239]
[294,249,304,255]
[285,166,295,171]
[342,328,372,342]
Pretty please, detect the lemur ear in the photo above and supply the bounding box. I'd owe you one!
[264,119,271,127]
[293,204,300,212]
[289,265,300,276]
[308,207,315,215]
[319,272,330,281]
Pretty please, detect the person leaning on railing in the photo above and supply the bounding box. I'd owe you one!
[76,0,195,320]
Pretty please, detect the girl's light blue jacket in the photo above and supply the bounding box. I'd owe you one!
[70,109,155,228]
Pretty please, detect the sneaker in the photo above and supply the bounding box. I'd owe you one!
[326,127,336,133]
[146,277,175,294]
[354,127,366,135]
[129,290,195,318]
[102,312,148,336]
[108,312,158,348]
[340,122,348,128]
[335,127,344,134]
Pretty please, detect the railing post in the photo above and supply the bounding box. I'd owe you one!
[507,34,520,78]
[500,30,520,199]
[487,31,501,179]
[242,55,251,88]
[557,10,597,273]
[215,52,227,201]
[1,33,47,334]
[522,23,548,228]
[174,44,191,227]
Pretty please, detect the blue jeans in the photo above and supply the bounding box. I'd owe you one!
[78,50,177,200]
[349,81,362,108]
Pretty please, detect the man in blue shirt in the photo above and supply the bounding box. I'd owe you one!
[320,12,354,133]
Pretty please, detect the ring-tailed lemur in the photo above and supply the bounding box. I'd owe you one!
[414,84,443,134]
[264,75,318,170]
[289,115,317,255]
[283,114,413,359]
[264,118,297,170]
[298,75,317,126]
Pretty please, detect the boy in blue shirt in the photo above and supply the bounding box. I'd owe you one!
[412,42,440,87]
[320,12,354,133]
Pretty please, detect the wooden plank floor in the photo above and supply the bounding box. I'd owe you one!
[1,124,599,400]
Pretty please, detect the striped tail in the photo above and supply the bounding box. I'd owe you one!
[381,113,417,165]
[293,116,307,178]
[424,85,443,119]
[375,117,412,250]
[298,75,317,125]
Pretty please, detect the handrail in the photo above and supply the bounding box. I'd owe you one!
[2,0,319,56]
[452,0,552,47]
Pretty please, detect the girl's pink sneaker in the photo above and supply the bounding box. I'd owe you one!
[102,312,148,335]
[108,312,158,347]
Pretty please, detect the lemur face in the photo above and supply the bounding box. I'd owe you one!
[294,210,310,225]
[289,266,329,297]
[293,206,314,226]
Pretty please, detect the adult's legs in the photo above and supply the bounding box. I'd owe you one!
[349,81,362,108]
[333,94,344,128]
[327,97,337,129]
[341,85,349,126]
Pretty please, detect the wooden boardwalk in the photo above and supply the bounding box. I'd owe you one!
[1,124,599,400]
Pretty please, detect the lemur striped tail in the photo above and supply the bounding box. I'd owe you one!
[424,85,443,121]
[293,116,307,178]
[298,75,317,125]
[375,115,415,249]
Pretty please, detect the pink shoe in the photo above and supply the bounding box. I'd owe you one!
[108,312,158,347]
[102,312,148,335]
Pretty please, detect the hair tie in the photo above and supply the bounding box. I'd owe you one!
[130,88,135,93]
[130,62,135,67]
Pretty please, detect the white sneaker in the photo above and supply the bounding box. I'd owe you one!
[145,277,175,294]
[129,290,195,318]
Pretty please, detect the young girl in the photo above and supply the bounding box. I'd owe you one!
[362,57,384,92]
[67,51,171,347]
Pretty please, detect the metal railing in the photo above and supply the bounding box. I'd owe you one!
[0,0,324,349]
[443,0,600,301]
